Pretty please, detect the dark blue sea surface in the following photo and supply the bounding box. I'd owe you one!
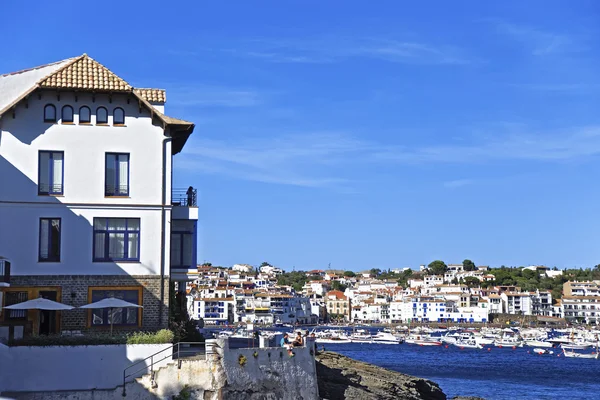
[323,342,600,400]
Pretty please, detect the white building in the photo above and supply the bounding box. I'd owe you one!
[501,292,533,315]
[192,297,234,326]
[562,281,600,324]
[0,55,196,336]
[424,275,444,287]
[232,264,253,273]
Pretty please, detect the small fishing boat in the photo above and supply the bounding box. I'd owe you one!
[532,348,554,355]
[561,343,591,350]
[525,339,553,348]
[405,335,442,346]
[563,349,599,359]
[372,332,403,344]
[453,339,483,349]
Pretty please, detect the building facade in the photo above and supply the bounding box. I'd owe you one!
[0,55,196,338]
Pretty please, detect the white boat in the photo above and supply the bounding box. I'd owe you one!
[372,332,402,344]
[525,340,554,348]
[314,329,352,344]
[561,343,591,350]
[453,339,483,349]
[563,349,599,359]
[405,335,442,346]
[315,337,352,344]
[350,329,374,343]
[495,332,523,348]
[532,348,554,355]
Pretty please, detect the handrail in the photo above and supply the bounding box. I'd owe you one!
[122,341,205,396]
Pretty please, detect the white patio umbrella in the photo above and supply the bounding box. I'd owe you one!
[79,298,143,335]
[3,298,74,311]
[4,298,74,335]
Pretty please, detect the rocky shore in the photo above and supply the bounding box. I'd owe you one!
[315,351,484,400]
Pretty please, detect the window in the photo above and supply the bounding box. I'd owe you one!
[170,232,193,267]
[38,151,64,195]
[113,107,125,125]
[105,153,129,196]
[44,104,56,122]
[4,291,28,320]
[61,105,74,123]
[39,218,61,262]
[93,218,140,261]
[79,106,91,123]
[89,288,141,326]
[96,107,108,124]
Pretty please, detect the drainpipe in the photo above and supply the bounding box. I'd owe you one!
[159,135,173,328]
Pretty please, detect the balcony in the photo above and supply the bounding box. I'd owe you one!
[172,187,198,220]
[0,258,10,286]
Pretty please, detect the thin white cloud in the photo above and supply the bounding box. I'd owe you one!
[509,83,600,93]
[223,37,477,65]
[494,22,584,56]
[175,125,600,189]
[443,179,474,189]
[165,85,262,108]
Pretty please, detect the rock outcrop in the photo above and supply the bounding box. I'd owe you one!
[315,351,447,400]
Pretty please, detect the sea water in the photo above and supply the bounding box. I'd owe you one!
[324,342,600,400]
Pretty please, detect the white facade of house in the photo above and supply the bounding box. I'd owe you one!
[192,298,233,325]
[0,55,196,336]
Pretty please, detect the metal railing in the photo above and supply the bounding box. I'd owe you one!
[172,187,197,206]
[122,341,206,396]
[0,259,10,284]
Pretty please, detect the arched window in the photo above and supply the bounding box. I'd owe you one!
[113,107,125,125]
[61,105,74,123]
[79,106,91,123]
[44,104,56,122]
[96,107,108,124]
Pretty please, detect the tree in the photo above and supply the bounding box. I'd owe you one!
[397,269,413,287]
[331,281,348,292]
[343,271,356,277]
[370,268,382,277]
[260,262,272,267]
[521,269,537,280]
[463,276,481,288]
[427,260,448,275]
[462,259,477,272]
[201,262,212,267]
[277,271,307,292]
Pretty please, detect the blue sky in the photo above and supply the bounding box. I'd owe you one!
[4,1,600,270]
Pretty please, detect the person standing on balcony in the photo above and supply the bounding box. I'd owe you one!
[186,186,194,206]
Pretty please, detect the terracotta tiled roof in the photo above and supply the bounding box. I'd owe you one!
[135,88,166,103]
[39,54,132,91]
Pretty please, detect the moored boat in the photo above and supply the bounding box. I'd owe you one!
[453,339,483,349]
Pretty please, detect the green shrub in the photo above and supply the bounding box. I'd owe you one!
[127,329,174,344]
[8,329,174,347]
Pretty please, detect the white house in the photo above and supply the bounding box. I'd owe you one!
[0,54,196,337]
[232,264,253,273]
[192,297,234,326]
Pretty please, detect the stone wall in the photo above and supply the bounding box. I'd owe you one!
[10,275,169,331]
[0,339,320,400]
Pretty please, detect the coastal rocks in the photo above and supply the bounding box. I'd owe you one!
[315,351,446,400]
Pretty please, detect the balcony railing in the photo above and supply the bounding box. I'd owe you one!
[0,259,10,284]
[172,187,197,206]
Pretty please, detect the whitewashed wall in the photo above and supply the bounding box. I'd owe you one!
[0,204,168,276]
[0,91,174,277]
[0,344,172,392]
[0,91,171,205]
